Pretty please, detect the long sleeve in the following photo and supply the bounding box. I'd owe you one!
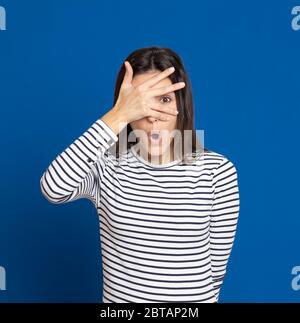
[209,157,240,302]
[40,118,118,206]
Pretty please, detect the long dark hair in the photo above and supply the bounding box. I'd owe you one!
[112,46,208,164]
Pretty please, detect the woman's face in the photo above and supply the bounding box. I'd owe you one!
[130,69,178,159]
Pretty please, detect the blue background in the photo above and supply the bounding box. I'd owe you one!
[0,0,299,302]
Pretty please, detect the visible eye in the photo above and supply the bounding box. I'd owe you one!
[159,95,172,103]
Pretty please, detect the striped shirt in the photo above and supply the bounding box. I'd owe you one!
[40,118,240,303]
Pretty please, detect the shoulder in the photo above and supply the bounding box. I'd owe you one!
[196,148,238,177]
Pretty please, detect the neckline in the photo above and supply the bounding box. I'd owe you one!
[130,145,182,168]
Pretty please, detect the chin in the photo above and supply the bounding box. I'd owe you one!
[148,144,167,156]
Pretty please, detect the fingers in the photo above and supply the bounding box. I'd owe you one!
[139,66,176,89]
[147,81,185,97]
[149,110,171,122]
[122,61,133,86]
[151,106,179,116]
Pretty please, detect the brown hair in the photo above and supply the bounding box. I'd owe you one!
[112,46,208,164]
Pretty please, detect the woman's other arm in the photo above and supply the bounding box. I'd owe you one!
[210,157,240,302]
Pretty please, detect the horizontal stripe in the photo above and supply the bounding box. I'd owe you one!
[40,118,240,303]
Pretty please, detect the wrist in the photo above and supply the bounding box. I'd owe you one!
[112,104,129,125]
[100,105,128,138]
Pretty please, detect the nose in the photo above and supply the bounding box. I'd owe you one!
[146,117,158,123]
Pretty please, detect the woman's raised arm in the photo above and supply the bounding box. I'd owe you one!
[40,60,185,206]
[39,113,122,205]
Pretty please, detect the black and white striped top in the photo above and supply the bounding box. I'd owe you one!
[40,118,240,303]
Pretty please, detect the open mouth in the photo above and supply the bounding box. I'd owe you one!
[148,131,161,145]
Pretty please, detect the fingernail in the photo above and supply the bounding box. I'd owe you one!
[169,66,175,71]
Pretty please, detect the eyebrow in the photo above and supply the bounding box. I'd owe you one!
[158,92,175,97]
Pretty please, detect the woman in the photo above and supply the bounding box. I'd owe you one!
[40,46,240,303]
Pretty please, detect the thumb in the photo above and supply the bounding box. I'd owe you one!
[122,61,133,87]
